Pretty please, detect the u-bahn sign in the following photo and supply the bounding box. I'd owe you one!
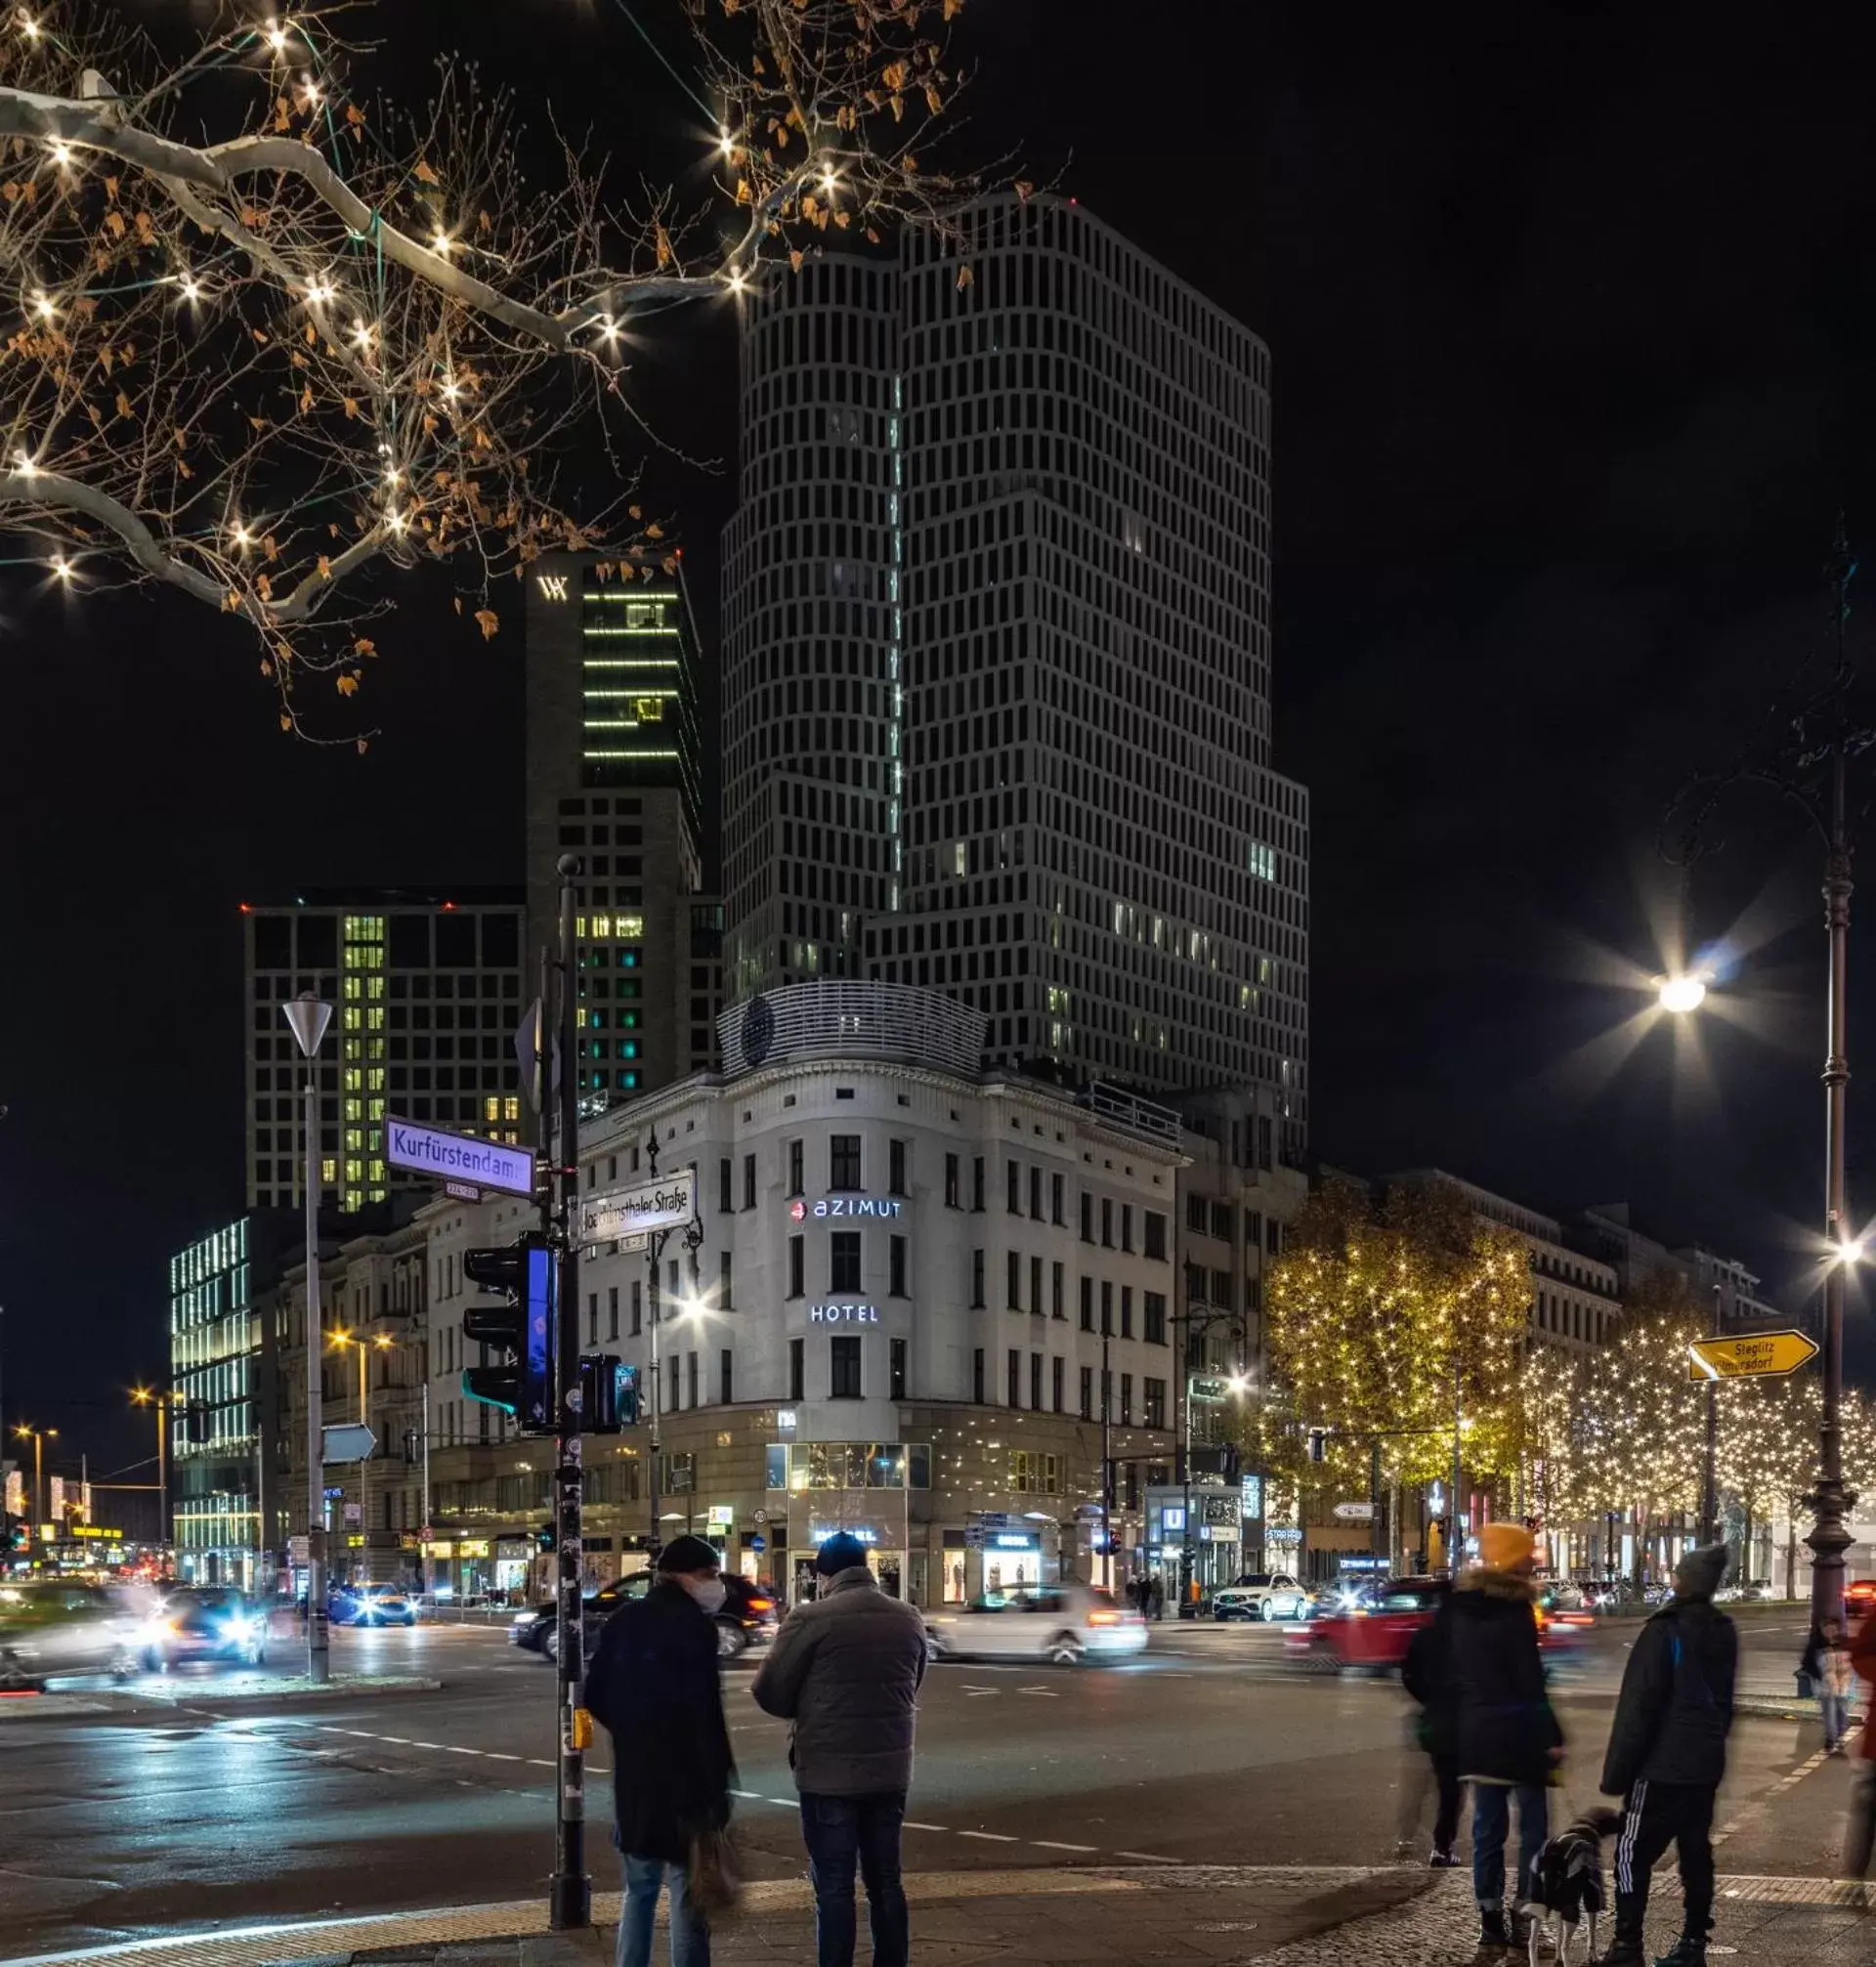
[1686,1331,1819,1382]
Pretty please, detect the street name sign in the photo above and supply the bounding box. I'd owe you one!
[582,1170,695,1244]
[1333,1500,1376,1521]
[386,1118,537,1197]
[1686,1330,1820,1382]
[1190,1376,1231,1401]
[322,1424,378,1463]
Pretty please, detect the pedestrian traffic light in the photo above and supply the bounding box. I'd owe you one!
[462,1234,554,1433]
[535,1519,555,1555]
[578,1355,639,1433]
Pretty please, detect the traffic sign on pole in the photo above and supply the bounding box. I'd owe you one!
[1189,1375,1230,1402]
[321,1424,378,1463]
[1687,1331,1820,1381]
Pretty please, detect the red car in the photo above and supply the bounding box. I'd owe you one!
[1284,1577,1591,1673]
[1846,1579,1876,1620]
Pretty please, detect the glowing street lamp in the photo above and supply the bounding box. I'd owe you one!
[1656,970,1711,1015]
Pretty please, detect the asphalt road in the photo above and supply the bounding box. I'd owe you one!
[0,1608,1857,1959]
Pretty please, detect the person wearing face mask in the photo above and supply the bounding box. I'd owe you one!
[585,1536,735,1967]
[752,1532,928,1967]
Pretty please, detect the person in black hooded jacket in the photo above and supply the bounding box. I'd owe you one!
[1599,1543,1736,1967]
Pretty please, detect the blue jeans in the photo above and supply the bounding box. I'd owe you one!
[1822,1692,1850,1749]
[616,1853,708,1967]
[799,1790,909,1967]
[1470,1781,1549,1910]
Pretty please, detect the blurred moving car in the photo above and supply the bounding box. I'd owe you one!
[520,1573,781,1663]
[1211,1572,1308,1623]
[1285,1575,1591,1674]
[924,1584,1147,1665]
[0,1581,150,1689]
[330,1585,418,1628]
[144,1587,269,1670]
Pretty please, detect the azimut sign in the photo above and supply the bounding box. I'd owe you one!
[789,1197,905,1220]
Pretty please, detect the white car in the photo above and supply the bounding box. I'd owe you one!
[923,1585,1147,1665]
[1212,1572,1307,1622]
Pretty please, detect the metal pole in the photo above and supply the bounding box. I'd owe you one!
[358,1346,368,1586]
[1180,1365,1194,1617]
[420,1374,432,1602]
[550,854,590,1931]
[1449,1347,1463,1576]
[648,1234,663,1561]
[1099,1332,1112,1595]
[1807,522,1856,1638]
[1702,1380,1718,1549]
[305,1067,329,1684]
[1370,1438,1382,1569]
[156,1403,168,1557]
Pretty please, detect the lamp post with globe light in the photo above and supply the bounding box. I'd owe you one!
[281,989,333,1681]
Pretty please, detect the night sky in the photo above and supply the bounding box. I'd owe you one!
[6,1,1876,1483]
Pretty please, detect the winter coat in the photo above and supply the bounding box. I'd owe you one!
[1401,1583,1457,1757]
[1851,1609,1876,1757]
[1446,1566,1563,1787]
[1600,1595,1737,1796]
[584,1579,735,1863]
[750,1564,928,1796]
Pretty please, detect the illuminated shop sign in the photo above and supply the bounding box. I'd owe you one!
[809,1303,880,1323]
[790,1197,906,1220]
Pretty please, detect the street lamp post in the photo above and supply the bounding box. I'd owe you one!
[640,1125,704,1571]
[1662,523,1864,1633]
[128,1389,179,1559]
[12,1425,55,1544]
[282,989,333,1683]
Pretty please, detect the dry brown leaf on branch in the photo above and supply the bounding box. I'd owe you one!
[263,535,278,561]
[789,249,805,273]
[925,83,943,113]
[298,383,314,414]
[943,0,963,16]
[414,158,441,186]
[280,714,293,732]
[355,638,376,658]
[319,556,332,578]
[357,739,369,755]
[257,574,273,600]
[1014,179,1034,200]
[303,321,317,346]
[342,398,360,419]
[646,522,665,539]
[656,223,673,269]
[453,596,463,615]
[104,210,124,239]
[474,608,499,640]
[956,263,973,288]
[135,211,153,242]
[113,389,132,419]
[337,672,359,697]
[346,104,364,128]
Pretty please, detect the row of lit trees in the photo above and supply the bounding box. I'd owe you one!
[1248,1176,1873,1587]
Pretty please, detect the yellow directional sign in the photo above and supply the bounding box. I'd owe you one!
[1687,1331,1820,1382]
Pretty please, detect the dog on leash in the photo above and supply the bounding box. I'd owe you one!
[1523,1806,1624,1965]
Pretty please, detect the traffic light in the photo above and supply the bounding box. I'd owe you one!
[535,1519,555,1555]
[578,1355,639,1433]
[1307,1429,1327,1464]
[462,1234,555,1432]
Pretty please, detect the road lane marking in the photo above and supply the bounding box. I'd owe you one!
[1030,1839,1097,1852]
[903,1821,949,1832]
[958,1830,1018,1842]
[1114,1850,1180,1863]
[485,1752,523,1761]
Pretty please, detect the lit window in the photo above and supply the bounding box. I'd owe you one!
[320,1157,337,1182]
[367,1160,385,1182]
[343,1068,362,1091]
[342,1006,362,1031]
[344,1098,362,1122]
[503,1096,520,1122]
[593,915,611,938]
[343,976,362,1001]
[344,1159,363,1183]
[484,1096,500,1122]
[344,1128,362,1151]
[366,1007,384,1031]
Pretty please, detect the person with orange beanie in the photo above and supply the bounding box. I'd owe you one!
[1448,1521,1564,1961]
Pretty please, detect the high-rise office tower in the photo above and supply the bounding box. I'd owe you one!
[721,195,1309,1155]
[242,891,526,1212]
[524,552,724,1112]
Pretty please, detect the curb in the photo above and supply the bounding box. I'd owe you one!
[117,1676,446,1708]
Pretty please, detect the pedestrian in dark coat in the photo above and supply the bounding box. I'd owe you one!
[1399,1579,1463,1865]
[585,1537,735,1967]
[1846,1607,1876,1878]
[753,1533,928,1967]
[1599,1543,1737,1967]
[1447,1522,1563,1961]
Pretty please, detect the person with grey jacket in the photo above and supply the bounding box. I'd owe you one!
[751,1533,928,1967]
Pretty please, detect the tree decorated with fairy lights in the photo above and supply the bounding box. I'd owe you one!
[0,0,983,735]
[1260,1176,1534,1497]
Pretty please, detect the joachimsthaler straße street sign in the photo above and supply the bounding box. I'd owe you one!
[582,1169,695,1246]
[385,1118,537,1197]
[1686,1330,1821,1382]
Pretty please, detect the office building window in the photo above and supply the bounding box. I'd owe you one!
[1051,1355,1064,1413]
[1029,1166,1043,1220]
[1080,1192,1092,1242]
[1079,1365,1093,1420]
[1120,1373,1132,1427]
[686,1350,699,1408]
[830,1335,862,1398]
[744,1152,757,1210]
[1101,1279,1113,1336]
[1145,1211,1168,1261]
[607,1286,618,1341]
[1006,1160,1021,1214]
[890,1336,907,1401]
[1006,1250,1021,1310]
[789,1337,804,1401]
[587,1292,599,1347]
[1051,1261,1065,1319]
[889,1138,908,1196]
[1121,1205,1134,1254]
[1186,1193,1208,1234]
[718,1158,733,1214]
[973,1347,986,1403]
[720,1251,733,1311]
[1144,1291,1167,1346]
[1030,1256,1044,1318]
[1144,1377,1167,1430]
[944,1153,960,1208]
[1080,1276,1093,1331]
[631,1281,642,1336]
[972,1157,985,1211]
[788,1139,804,1197]
[1006,1347,1021,1408]
[1121,1286,1133,1340]
[668,1352,680,1416]
[788,1235,804,1299]
[1101,1198,1114,1248]
[1051,1173,1065,1225]
[890,1235,908,1297]
[831,1133,862,1191]
[1030,1351,1044,1411]
[831,1231,862,1294]
[971,1249,986,1308]
[720,1348,733,1405]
